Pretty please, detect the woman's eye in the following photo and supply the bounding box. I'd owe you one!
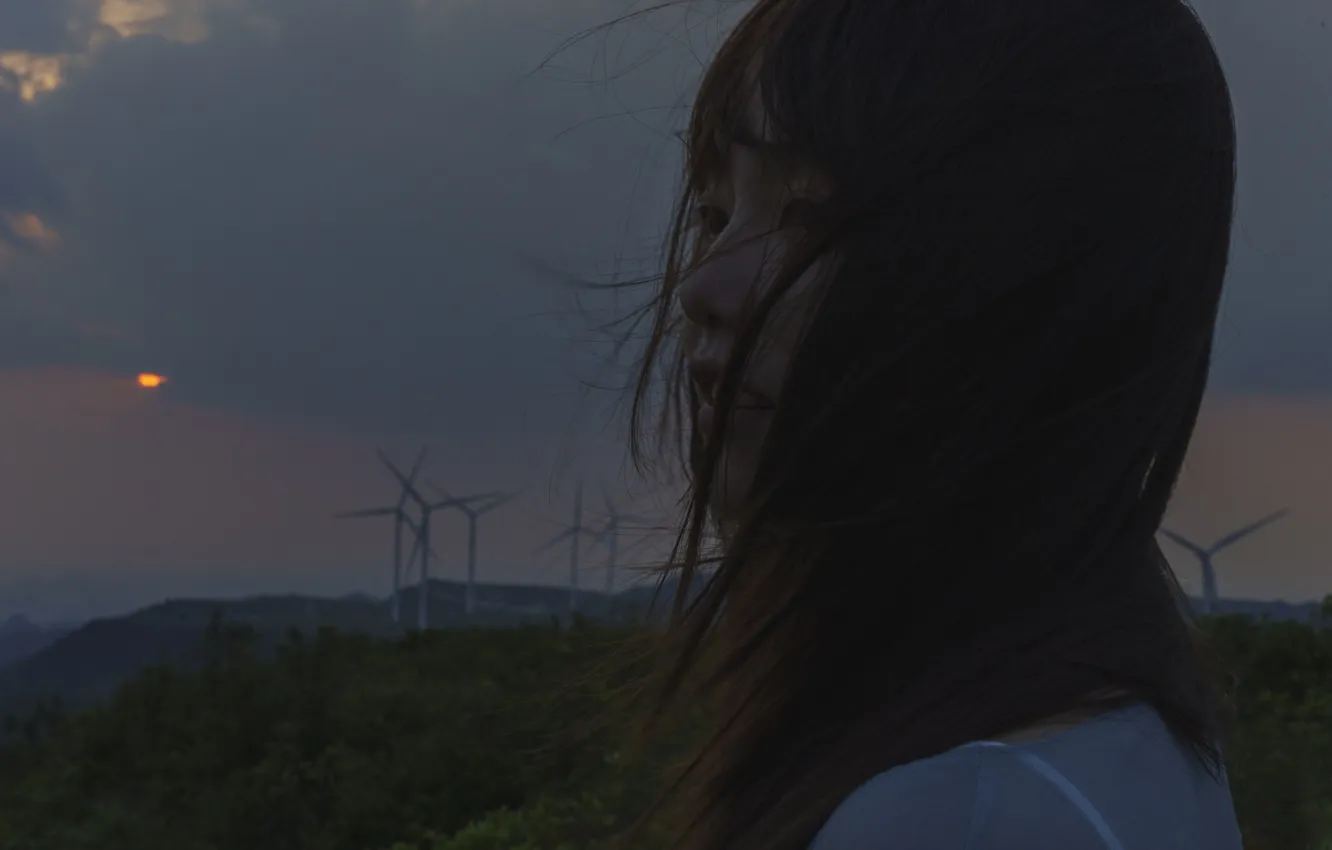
[694,204,730,238]
[778,198,821,229]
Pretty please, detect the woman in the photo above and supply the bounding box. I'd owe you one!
[617,0,1243,848]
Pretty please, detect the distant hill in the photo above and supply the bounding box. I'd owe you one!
[0,579,653,719]
[1197,597,1325,623]
[0,593,406,718]
[0,615,74,669]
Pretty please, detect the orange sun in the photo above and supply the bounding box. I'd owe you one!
[137,373,167,388]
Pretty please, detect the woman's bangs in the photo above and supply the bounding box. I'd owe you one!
[686,72,754,192]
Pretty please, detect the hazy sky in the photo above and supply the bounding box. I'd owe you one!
[0,0,1328,622]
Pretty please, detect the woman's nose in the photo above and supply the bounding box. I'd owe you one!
[676,238,759,332]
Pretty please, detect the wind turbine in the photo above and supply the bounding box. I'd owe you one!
[1158,508,1290,615]
[377,450,503,629]
[592,482,651,595]
[428,483,523,616]
[535,478,599,616]
[332,446,429,623]
[399,512,448,620]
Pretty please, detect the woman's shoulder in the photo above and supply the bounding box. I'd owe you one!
[808,705,1243,850]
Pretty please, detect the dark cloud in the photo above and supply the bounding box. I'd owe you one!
[0,87,63,304]
[1198,0,1332,396]
[0,0,76,52]
[0,0,1327,448]
[9,0,696,441]
[0,0,123,53]
[0,89,61,213]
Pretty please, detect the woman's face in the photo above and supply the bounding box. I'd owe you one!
[677,103,831,521]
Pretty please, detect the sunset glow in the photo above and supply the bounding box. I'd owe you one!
[137,373,168,388]
[99,0,210,43]
[0,52,65,103]
[0,2,211,107]
[2,212,60,251]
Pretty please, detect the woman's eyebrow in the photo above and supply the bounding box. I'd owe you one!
[728,124,799,159]
[728,126,818,182]
[682,123,812,190]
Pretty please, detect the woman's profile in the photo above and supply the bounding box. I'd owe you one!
[611,0,1244,848]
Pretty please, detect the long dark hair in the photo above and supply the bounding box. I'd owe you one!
[608,1,1237,849]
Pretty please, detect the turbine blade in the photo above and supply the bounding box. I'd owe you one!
[534,527,576,554]
[1157,528,1208,559]
[476,488,523,515]
[400,515,441,569]
[399,447,428,507]
[378,449,429,507]
[615,529,659,560]
[406,446,429,484]
[1210,508,1290,554]
[427,478,456,503]
[424,478,468,513]
[430,490,506,511]
[376,448,405,479]
[405,533,423,569]
[404,535,442,568]
[376,449,404,482]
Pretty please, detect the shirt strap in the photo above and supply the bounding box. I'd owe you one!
[965,741,1125,850]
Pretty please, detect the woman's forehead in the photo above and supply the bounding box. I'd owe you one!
[694,63,827,189]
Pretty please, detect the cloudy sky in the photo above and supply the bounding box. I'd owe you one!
[0,0,1328,623]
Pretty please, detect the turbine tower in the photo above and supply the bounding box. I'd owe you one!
[332,446,428,623]
[1158,508,1290,615]
[429,482,523,616]
[377,450,502,629]
[535,478,598,616]
[399,512,446,617]
[593,482,650,595]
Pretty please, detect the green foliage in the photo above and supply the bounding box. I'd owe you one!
[0,607,1330,850]
[1205,604,1332,850]
[377,786,674,850]
[0,617,659,850]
